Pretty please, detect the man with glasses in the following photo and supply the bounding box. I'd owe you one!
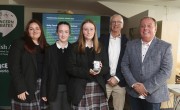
[100,14,128,110]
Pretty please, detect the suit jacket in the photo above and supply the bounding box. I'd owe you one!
[8,38,39,102]
[41,43,71,101]
[121,37,173,103]
[99,34,128,87]
[66,42,109,105]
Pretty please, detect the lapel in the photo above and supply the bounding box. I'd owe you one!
[52,44,60,72]
[80,48,89,68]
[105,34,110,54]
[135,39,142,64]
[102,34,110,61]
[120,35,126,58]
[32,53,38,70]
[143,37,157,64]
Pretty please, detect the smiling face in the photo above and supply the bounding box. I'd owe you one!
[83,22,95,41]
[110,15,124,33]
[140,17,157,42]
[57,24,70,43]
[28,22,41,42]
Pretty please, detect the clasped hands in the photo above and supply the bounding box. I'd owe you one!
[107,76,118,87]
[133,82,148,97]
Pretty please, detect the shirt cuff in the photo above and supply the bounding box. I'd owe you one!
[131,84,135,88]
[114,76,120,82]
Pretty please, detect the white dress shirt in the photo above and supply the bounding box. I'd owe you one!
[108,34,121,81]
[141,40,152,62]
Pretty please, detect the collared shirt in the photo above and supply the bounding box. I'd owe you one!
[108,33,121,81]
[56,41,68,49]
[136,39,153,99]
[85,42,93,48]
[141,40,152,62]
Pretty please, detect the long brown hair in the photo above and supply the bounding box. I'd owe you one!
[23,19,48,53]
[77,19,101,54]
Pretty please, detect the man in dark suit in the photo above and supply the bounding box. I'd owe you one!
[100,14,128,110]
[121,17,173,110]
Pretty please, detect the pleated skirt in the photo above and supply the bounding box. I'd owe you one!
[71,82,109,110]
[11,79,48,110]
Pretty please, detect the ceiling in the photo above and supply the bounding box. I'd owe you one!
[12,0,180,16]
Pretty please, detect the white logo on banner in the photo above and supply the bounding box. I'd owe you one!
[0,10,17,37]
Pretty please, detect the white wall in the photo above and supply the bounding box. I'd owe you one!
[99,2,152,18]
[99,1,180,22]
[0,0,9,4]
[149,7,180,22]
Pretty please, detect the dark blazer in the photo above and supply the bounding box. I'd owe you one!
[66,42,109,105]
[41,43,71,101]
[99,34,128,87]
[121,37,173,103]
[8,38,39,102]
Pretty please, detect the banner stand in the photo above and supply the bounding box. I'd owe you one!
[0,5,24,109]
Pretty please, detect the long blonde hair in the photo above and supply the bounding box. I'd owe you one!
[77,19,101,54]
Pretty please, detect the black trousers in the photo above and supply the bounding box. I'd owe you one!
[129,95,161,110]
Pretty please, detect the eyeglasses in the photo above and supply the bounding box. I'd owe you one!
[111,21,122,25]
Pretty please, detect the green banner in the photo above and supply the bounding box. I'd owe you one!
[0,5,24,109]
